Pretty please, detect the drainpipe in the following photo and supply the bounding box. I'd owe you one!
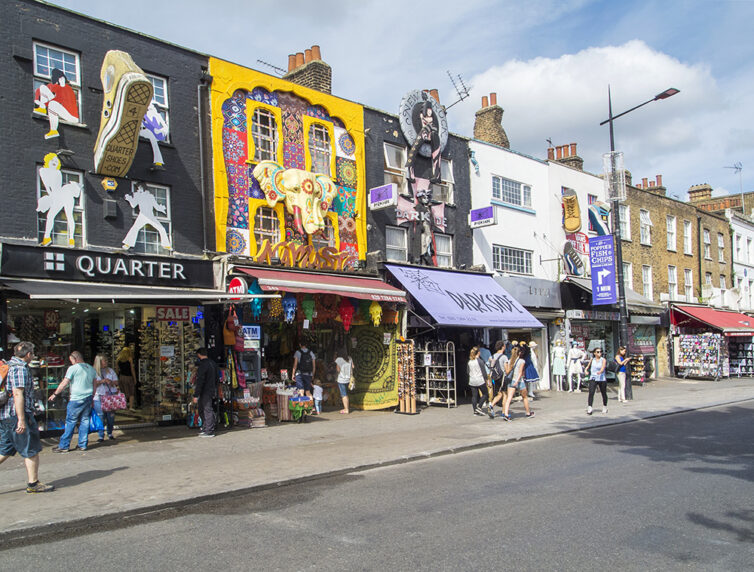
[697,216,703,300]
[197,72,213,256]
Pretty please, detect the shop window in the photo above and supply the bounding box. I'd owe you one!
[703,229,711,259]
[33,42,82,124]
[311,217,335,251]
[705,272,712,286]
[383,143,407,195]
[434,233,453,268]
[683,220,692,254]
[619,205,630,240]
[623,262,633,291]
[720,275,726,292]
[432,159,455,204]
[668,265,678,300]
[386,226,407,262]
[254,207,280,247]
[748,237,753,264]
[36,166,85,247]
[718,233,725,262]
[639,209,652,245]
[146,74,169,142]
[587,194,598,232]
[308,123,331,176]
[684,269,693,301]
[642,265,653,300]
[666,215,676,251]
[492,244,532,275]
[735,234,742,262]
[492,176,532,209]
[130,183,171,255]
[251,108,277,162]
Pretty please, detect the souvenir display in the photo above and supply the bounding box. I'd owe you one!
[727,336,754,377]
[674,333,729,379]
[414,341,456,408]
[396,340,417,414]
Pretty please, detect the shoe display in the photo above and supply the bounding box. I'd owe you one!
[93,50,153,177]
[562,188,582,232]
[26,482,55,493]
[563,241,585,276]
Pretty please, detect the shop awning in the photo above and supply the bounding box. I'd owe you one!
[236,267,407,303]
[672,304,754,335]
[385,264,543,328]
[564,276,663,314]
[2,279,275,302]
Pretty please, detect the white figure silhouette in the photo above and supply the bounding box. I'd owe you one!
[37,153,82,246]
[123,185,172,250]
[140,103,168,166]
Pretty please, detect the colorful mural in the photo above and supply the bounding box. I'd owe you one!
[210,58,366,265]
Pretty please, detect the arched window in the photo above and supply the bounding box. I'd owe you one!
[311,217,335,251]
[251,108,278,162]
[254,207,280,248]
[308,123,331,176]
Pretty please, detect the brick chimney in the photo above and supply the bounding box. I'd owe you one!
[638,174,667,196]
[473,92,509,149]
[688,183,713,203]
[282,44,331,94]
[551,142,583,171]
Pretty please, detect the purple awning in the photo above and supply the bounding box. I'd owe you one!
[386,265,544,329]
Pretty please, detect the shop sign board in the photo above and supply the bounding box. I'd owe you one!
[566,232,589,255]
[566,309,620,321]
[469,206,496,229]
[588,235,618,306]
[242,325,261,340]
[628,325,656,355]
[255,239,356,271]
[156,306,191,322]
[0,244,215,289]
[368,183,397,210]
[228,277,247,299]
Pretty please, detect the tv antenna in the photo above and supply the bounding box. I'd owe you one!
[725,162,745,213]
[547,138,553,147]
[257,59,286,77]
[445,70,471,110]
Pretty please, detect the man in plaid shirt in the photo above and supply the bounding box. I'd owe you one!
[0,341,54,493]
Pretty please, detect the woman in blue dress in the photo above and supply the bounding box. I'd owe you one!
[523,341,540,399]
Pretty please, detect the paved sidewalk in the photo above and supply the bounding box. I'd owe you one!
[1,376,752,541]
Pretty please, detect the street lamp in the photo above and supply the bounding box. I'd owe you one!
[600,86,679,400]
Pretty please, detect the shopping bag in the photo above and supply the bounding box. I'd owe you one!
[89,408,104,433]
[101,391,127,412]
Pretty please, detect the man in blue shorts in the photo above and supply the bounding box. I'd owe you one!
[0,341,54,493]
[292,341,316,400]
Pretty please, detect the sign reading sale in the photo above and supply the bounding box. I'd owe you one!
[156,306,191,322]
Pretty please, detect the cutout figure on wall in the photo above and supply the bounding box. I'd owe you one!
[37,153,82,246]
[140,103,169,168]
[406,95,441,184]
[122,185,172,251]
[399,90,448,190]
[34,69,80,140]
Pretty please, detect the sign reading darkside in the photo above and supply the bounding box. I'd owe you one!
[589,235,618,305]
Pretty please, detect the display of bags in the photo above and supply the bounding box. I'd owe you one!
[223,307,240,346]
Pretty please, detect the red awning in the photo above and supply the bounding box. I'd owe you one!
[672,305,754,335]
[237,267,407,303]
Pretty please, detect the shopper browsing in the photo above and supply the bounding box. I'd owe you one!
[50,351,97,452]
[0,342,54,493]
[193,348,218,438]
[334,349,353,414]
[292,341,316,399]
[93,354,118,442]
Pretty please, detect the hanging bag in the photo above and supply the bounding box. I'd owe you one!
[101,384,127,412]
[348,358,356,391]
[223,307,240,346]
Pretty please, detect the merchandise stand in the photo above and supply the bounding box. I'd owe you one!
[628,355,646,387]
[395,340,418,415]
[673,333,729,380]
[414,341,456,408]
[727,335,754,377]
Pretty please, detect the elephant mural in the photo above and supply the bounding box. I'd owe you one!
[252,160,338,236]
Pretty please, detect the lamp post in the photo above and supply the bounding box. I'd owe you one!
[600,86,679,400]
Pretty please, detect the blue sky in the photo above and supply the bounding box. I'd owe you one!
[46,0,754,200]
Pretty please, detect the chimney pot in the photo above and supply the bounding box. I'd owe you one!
[556,146,563,159]
[637,183,643,189]
[642,177,648,188]
[656,174,663,187]
[429,89,440,104]
[570,143,577,156]
[490,92,497,106]
[311,45,321,60]
[304,49,312,63]
[481,95,489,108]
[547,147,555,160]
[295,52,305,67]
[287,54,296,72]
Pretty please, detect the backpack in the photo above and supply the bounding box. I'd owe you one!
[490,354,505,382]
[298,349,313,374]
[606,358,620,374]
[0,360,11,407]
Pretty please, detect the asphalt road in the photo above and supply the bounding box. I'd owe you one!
[2,402,753,571]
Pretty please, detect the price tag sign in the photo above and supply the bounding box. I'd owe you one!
[160,345,175,358]
[383,333,392,345]
[424,354,432,366]
[303,319,310,329]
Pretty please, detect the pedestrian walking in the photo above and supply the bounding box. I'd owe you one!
[614,346,630,403]
[116,346,137,411]
[0,342,54,493]
[501,345,534,421]
[486,340,510,417]
[334,349,353,414]
[585,347,608,415]
[467,347,489,416]
[292,341,316,400]
[93,354,118,442]
[193,348,218,437]
[50,351,96,452]
[525,341,540,399]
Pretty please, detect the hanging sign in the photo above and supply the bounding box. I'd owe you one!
[589,235,618,306]
[566,232,590,255]
[369,183,398,210]
[228,277,248,299]
[469,206,496,229]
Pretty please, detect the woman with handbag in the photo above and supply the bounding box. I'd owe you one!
[585,347,608,415]
[93,354,118,441]
[116,346,137,411]
[334,349,353,414]
[614,346,630,403]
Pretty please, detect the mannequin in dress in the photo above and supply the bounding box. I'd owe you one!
[567,341,585,392]
[551,340,566,391]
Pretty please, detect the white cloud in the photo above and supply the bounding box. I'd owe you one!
[453,40,754,200]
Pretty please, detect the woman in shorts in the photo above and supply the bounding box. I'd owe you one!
[502,345,535,421]
[334,349,353,414]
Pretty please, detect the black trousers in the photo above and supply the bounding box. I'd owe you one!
[198,394,216,434]
[470,384,486,410]
[588,379,608,407]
